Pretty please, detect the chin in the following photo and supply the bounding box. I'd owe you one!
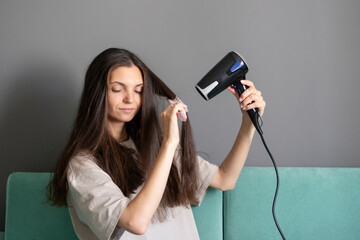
[121,116,137,122]
[109,112,139,123]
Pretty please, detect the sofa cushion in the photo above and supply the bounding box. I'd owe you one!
[192,187,223,240]
[5,172,78,240]
[223,167,360,240]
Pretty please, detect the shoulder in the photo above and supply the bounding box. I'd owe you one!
[69,151,98,169]
[196,155,218,173]
[70,150,96,162]
[67,151,104,181]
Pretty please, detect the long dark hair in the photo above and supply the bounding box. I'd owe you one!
[47,48,199,219]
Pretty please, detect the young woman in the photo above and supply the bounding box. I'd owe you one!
[47,48,265,240]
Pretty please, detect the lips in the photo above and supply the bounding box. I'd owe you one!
[119,108,135,113]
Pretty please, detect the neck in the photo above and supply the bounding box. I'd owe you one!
[108,121,128,142]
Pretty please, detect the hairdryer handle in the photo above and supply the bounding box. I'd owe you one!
[232,79,263,134]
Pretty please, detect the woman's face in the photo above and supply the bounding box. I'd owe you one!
[107,65,144,124]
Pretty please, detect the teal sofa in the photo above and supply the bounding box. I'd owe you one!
[2,167,360,239]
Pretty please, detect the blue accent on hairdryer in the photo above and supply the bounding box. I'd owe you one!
[230,61,243,73]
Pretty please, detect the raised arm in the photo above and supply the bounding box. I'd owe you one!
[210,80,266,191]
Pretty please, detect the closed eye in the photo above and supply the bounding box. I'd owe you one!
[135,87,143,94]
[111,88,122,93]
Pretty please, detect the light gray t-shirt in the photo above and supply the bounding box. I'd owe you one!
[67,139,218,240]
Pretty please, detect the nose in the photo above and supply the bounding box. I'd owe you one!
[123,90,134,103]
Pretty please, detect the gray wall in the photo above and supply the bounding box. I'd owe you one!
[1,0,359,231]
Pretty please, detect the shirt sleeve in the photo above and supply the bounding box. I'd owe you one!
[67,153,131,240]
[195,155,219,205]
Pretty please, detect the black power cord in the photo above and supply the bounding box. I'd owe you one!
[233,83,286,239]
[254,114,286,239]
[259,132,286,240]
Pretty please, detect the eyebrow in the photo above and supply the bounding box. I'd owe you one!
[111,81,144,87]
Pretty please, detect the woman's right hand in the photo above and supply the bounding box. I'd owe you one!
[160,102,188,146]
[119,101,188,235]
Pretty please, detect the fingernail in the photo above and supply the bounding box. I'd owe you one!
[239,97,243,102]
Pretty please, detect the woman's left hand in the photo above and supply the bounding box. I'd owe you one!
[227,79,266,117]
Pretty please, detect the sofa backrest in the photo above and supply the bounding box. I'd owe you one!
[5,168,360,240]
[5,172,78,240]
[224,167,360,240]
[4,172,223,240]
[192,187,223,240]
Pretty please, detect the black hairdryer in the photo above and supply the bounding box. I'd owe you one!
[195,51,287,240]
[195,51,263,134]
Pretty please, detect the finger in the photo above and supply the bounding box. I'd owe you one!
[168,102,188,120]
[173,102,188,112]
[240,87,257,102]
[241,94,264,107]
[227,86,237,95]
[240,79,254,88]
[167,102,186,112]
[163,102,180,116]
[168,100,188,111]
[161,105,180,125]
[242,98,266,111]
